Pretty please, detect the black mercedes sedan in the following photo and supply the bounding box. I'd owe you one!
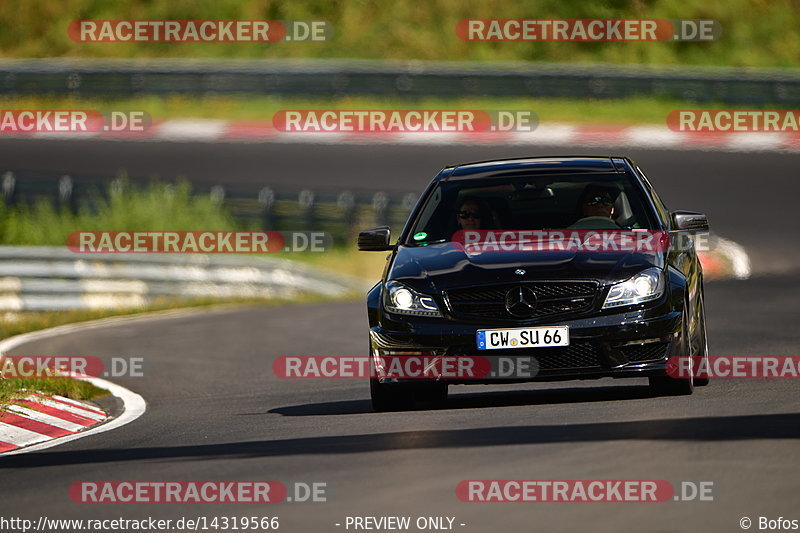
[359,156,709,411]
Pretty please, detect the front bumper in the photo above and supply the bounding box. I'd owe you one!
[369,300,682,384]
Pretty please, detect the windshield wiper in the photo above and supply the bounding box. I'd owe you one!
[409,238,448,246]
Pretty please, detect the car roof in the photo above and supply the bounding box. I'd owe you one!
[442,156,629,181]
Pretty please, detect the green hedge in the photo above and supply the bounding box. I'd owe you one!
[0,0,798,67]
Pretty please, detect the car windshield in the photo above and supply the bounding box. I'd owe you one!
[405,172,657,245]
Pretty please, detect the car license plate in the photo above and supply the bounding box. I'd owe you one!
[476,326,569,350]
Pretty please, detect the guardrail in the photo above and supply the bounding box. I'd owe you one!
[1,58,800,105]
[0,246,365,311]
[0,171,419,243]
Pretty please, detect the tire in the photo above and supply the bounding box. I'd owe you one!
[693,289,710,387]
[370,378,415,412]
[649,299,695,396]
[368,335,448,411]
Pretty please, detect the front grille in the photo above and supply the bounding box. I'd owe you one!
[445,281,599,321]
[537,343,603,370]
[620,342,670,363]
[447,342,603,371]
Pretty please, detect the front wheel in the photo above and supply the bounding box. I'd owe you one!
[692,289,710,387]
[370,378,413,412]
[649,300,695,396]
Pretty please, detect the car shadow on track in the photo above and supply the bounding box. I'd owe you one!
[2,411,799,469]
[268,384,657,416]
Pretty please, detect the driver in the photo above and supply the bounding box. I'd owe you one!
[578,185,617,220]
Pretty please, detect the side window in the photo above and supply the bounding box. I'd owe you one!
[652,192,671,228]
[636,167,671,228]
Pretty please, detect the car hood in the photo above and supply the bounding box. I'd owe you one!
[387,242,664,292]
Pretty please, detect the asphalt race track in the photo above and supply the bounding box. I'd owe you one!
[1,140,799,532]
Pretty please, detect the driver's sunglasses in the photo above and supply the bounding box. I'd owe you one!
[585,196,614,206]
[457,210,482,219]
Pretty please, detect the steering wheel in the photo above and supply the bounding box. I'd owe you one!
[567,216,621,229]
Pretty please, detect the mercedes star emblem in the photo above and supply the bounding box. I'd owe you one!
[505,286,537,318]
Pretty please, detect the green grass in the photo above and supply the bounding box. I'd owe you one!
[0,175,387,280]
[289,246,388,283]
[0,179,238,246]
[0,175,388,282]
[0,376,108,406]
[1,0,799,67]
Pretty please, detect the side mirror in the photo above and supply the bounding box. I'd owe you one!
[672,211,709,232]
[358,226,392,251]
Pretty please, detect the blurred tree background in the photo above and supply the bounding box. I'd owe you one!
[0,0,797,67]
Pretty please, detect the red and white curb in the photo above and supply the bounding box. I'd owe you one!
[0,322,147,456]
[6,120,800,152]
[0,392,108,453]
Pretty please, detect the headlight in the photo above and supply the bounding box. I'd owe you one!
[383,281,442,317]
[603,267,665,309]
